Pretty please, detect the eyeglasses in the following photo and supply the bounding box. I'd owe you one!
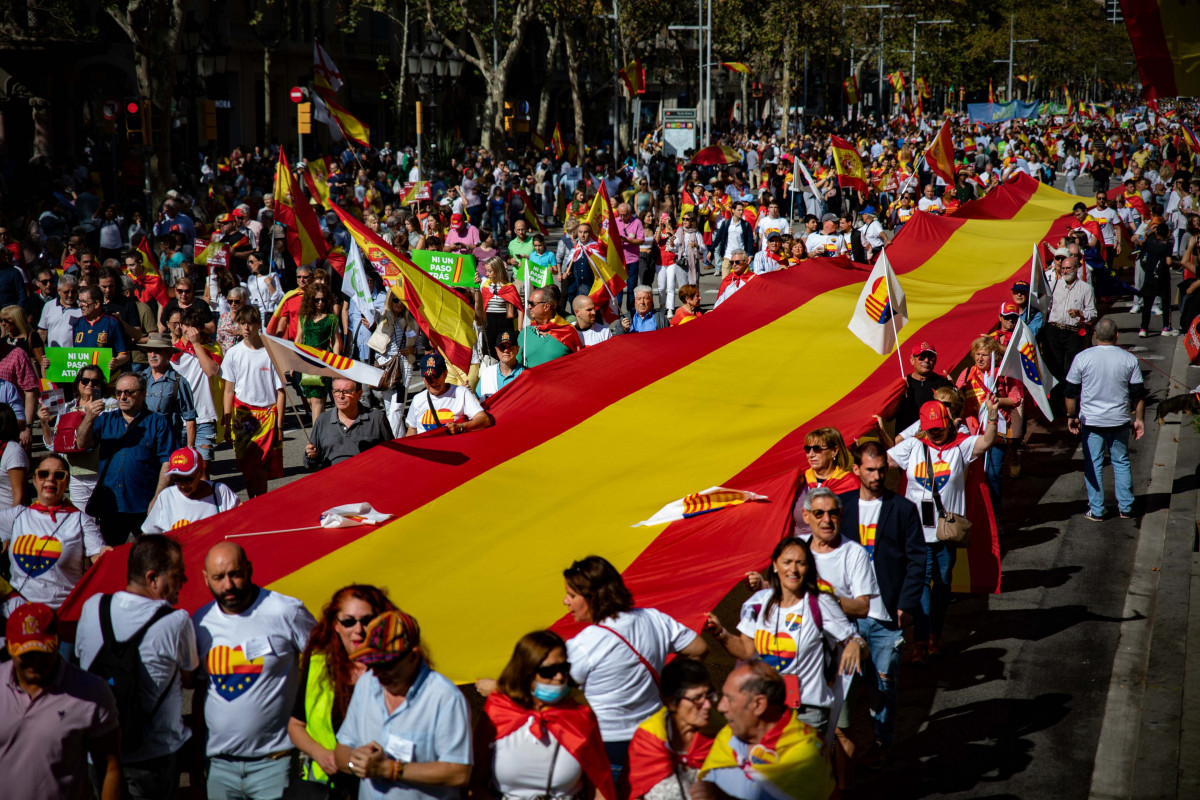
[337,614,375,629]
[730,259,745,265]
[176,288,193,294]
[115,389,142,397]
[36,469,68,481]
[808,508,842,518]
[803,445,830,453]
[331,389,359,397]
[496,343,517,351]
[681,690,719,706]
[228,299,243,306]
[536,662,572,680]
[36,278,52,285]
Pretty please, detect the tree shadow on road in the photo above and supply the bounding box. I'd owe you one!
[999,565,1082,593]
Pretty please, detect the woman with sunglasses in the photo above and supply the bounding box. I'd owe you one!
[627,659,718,800]
[888,399,997,660]
[38,365,116,511]
[790,428,860,539]
[0,454,108,618]
[289,584,397,799]
[216,287,248,351]
[296,284,343,419]
[473,630,615,800]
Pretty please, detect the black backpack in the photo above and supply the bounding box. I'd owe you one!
[87,594,176,754]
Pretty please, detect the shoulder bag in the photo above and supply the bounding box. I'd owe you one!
[52,410,88,454]
[923,442,972,546]
[594,622,661,686]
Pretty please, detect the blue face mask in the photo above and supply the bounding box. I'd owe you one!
[532,681,569,704]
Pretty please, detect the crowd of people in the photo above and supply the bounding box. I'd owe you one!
[0,93,1195,800]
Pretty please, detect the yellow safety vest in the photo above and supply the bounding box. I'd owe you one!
[301,652,337,785]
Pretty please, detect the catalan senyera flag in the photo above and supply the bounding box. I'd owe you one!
[843,76,859,105]
[1120,0,1200,100]
[333,206,476,374]
[262,334,384,387]
[517,189,547,236]
[313,40,343,92]
[274,149,329,267]
[635,487,768,527]
[134,235,160,277]
[314,88,369,147]
[303,157,332,209]
[830,135,868,193]
[925,120,957,186]
[552,122,565,159]
[720,62,751,74]
[619,58,645,95]
[582,182,629,322]
[59,174,1092,680]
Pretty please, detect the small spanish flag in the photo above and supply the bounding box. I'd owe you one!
[720,62,751,74]
[134,235,160,277]
[830,135,868,193]
[552,122,565,159]
[619,58,645,95]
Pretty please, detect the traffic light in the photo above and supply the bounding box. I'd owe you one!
[124,97,148,146]
[201,100,217,141]
[298,102,312,135]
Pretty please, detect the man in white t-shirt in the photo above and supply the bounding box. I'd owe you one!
[77,535,198,799]
[1065,317,1145,520]
[172,305,223,464]
[1087,190,1121,268]
[193,542,315,800]
[571,295,613,347]
[860,206,888,259]
[405,352,490,436]
[143,446,240,534]
[754,200,789,247]
[38,274,84,348]
[837,442,926,756]
[917,184,944,215]
[805,214,846,258]
[220,306,285,498]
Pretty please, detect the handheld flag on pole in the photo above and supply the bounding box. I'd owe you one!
[582,182,629,323]
[848,250,908,358]
[1181,124,1200,156]
[619,58,645,95]
[312,93,345,142]
[843,76,859,105]
[830,135,868,192]
[313,41,343,92]
[134,236,161,277]
[552,123,565,159]
[333,206,477,374]
[1029,243,1050,317]
[342,240,377,329]
[303,157,332,208]
[633,487,768,527]
[274,149,330,267]
[516,189,547,236]
[924,120,957,186]
[988,78,995,104]
[263,334,384,388]
[720,62,751,74]
[314,88,370,147]
[998,317,1056,420]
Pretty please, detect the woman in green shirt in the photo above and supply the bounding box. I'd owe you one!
[295,285,343,419]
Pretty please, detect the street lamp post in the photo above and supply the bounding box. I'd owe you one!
[911,20,951,110]
[407,37,464,178]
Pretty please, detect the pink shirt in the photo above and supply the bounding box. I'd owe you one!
[616,216,644,265]
[445,224,481,253]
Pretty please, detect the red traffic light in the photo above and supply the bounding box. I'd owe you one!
[126,101,140,114]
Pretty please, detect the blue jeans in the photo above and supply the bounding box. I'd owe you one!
[206,755,290,800]
[983,441,1007,508]
[916,542,956,641]
[194,421,217,461]
[1081,424,1134,516]
[857,618,905,746]
[603,739,630,787]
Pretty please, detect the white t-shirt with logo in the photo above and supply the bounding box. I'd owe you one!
[811,538,878,616]
[220,342,283,408]
[142,482,241,534]
[0,504,105,616]
[76,591,200,763]
[405,384,484,433]
[806,233,845,258]
[1087,205,1119,245]
[854,499,893,622]
[917,196,944,214]
[566,608,697,740]
[171,350,218,424]
[737,588,855,709]
[192,588,316,757]
[888,434,979,543]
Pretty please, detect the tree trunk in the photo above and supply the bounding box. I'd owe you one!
[264,46,272,140]
[480,90,496,152]
[536,19,561,138]
[780,35,792,139]
[563,22,585,167]
[396,3,409,135]
[490,77,508,152]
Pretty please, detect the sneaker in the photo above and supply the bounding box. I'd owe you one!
[1084,512,1105,522]
[1119,509,1134,519]
[1139,329,1148,337]
[1130,301,1143,314]
[1163,328,1179,336]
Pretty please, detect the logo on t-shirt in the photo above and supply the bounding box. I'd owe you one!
[419,407,455,431]
[748,744,780,766]
[913,459,951,492]
[754,629,796,670]
[12,534,62,577]
[207,645,264,700]
[859,524,877,560]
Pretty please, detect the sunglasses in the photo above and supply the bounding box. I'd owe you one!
[803,445,830,453]
[115,389,142,397]
[36,469,68,481]
[536,662,571,680]
[78,377,101,387]
[337,614,376,629]
[808,508,841,519]
[527,299,549,308]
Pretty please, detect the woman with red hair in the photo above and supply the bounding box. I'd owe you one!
[288,584,397,799]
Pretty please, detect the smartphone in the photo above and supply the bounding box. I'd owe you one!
[921,500,936,528]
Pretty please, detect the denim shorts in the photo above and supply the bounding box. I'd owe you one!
[194,421,217,460]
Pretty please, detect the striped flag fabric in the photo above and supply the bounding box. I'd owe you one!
[552,123,565,159]
[848,250,907,355]
[619,58,645,95]
[134,236,161,277]
[262,333,384,387]
[582,182,629,322]
[720,62,751,74]
[314,89,369,147]
[313,41,343,92]
[274,149,329,268]
[634,487,768,527]
[303,157,332,208]
[830,135,869,193]
[333,206,477,374]
[517,189,547,236]
[924,120,957,186]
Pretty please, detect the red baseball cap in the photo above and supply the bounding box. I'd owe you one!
[919,400,952,431]
[6,602,58,657]
[165,447,203,478]
[910,341,937,358]
[999,302,1020,317]
[450,213,464,226]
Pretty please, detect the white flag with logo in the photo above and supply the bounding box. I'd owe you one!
[341,239,376,328]
[998,317,1057,420]
[1029,243,1050,316]
[847,250,908,355]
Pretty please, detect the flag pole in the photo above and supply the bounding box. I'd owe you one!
[882,248,907,382]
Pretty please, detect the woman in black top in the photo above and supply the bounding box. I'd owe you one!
[1139,222,1176,337]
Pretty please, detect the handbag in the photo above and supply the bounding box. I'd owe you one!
[923,442,972,546]
[367,313,393,355]
[374,356,404,391]
[52,410,88,454]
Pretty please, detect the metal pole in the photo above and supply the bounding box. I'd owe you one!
[612,0,620,154]
[841,6,847,120]
[705,0,712,144]
[802,47,807,136]
[877,8,885,117]
[1007,13,1014,100]
[911,21,917,109]
[697,0,703,136]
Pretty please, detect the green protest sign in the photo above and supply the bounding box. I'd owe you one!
[45,347,113,383]
[515,258,554,288]
[409,250,479,288]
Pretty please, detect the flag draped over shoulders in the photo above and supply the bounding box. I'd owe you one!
[627,706,715,800]
[699,711,835,800]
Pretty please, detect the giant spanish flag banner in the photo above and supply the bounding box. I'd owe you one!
[60,175,1087,683]
[1119,0,1200,100]
[274,149,329,267]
